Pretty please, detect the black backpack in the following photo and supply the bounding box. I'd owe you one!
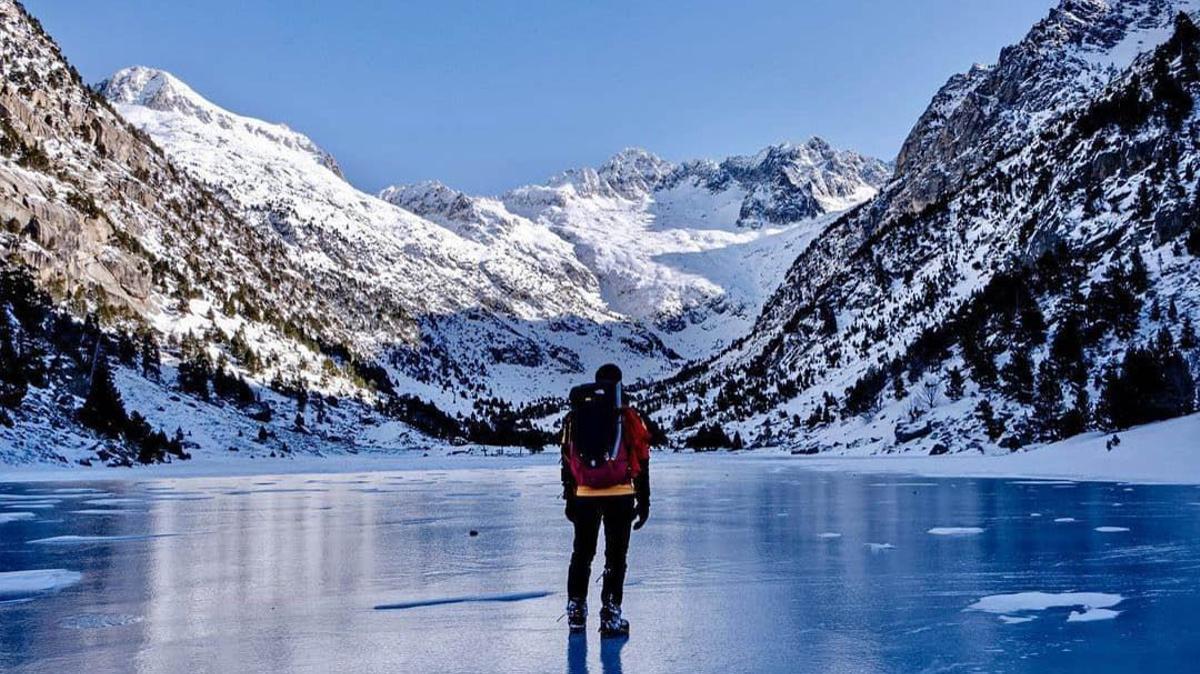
[568,381,624,468]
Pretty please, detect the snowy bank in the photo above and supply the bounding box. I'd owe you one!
[788,413,1200,485]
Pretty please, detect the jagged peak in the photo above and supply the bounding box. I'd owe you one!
[99,66,344,179]
[98,66,216,117]
[379,179,471,211]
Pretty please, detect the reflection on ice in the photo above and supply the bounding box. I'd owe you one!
[374,590,554,610]
[1,460,1198,672]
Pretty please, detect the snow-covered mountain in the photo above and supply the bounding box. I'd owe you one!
[385,140,889,357]
[1,0,884,468]
[644,0,1200,455]
[96,66,686,409]
[7,0,1197,469]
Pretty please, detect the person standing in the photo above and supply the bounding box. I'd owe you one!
[560,363,651,637]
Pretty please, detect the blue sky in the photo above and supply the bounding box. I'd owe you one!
[28,0,1056,195]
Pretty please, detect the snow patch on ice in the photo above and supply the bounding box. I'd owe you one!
[927,527,984,536]
[817,532,842,539]
[0,511,36,524]
[998,615,1036,624]
[865,543,895,552]
[83,498,143,506]
[1094,526,1130,533]
[967,592,1124,623]
[28,534,177,545]
[1054,517,1077,523]
[0,569,83,600]
[1067,608,1121,622]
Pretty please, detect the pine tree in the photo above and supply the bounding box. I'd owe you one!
[946,366,966,400]
[1128,247,1150,293]
[139,330,160,380]
[1098,344,1196,429]
[79,350,127,437]
[0,320,28,409]
[1049,314,1089,387]
[1032,360,1064,439]
[1181,315,1197,350]
[1060,387,1091,438]
[974,399,1004,440]
[1001,350,1035,404]
[177,352,212,399]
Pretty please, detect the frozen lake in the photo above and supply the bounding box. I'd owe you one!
[2,457,1199,673]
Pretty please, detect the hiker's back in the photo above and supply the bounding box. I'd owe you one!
[568,381,623,468]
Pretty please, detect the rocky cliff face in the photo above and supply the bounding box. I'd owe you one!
[645,1,1200,456]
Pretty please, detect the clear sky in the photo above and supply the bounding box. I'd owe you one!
[27,0,1056,195]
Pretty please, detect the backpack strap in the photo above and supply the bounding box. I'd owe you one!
[608,383,624,461]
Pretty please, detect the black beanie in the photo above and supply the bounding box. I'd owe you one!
[595,363,623,383]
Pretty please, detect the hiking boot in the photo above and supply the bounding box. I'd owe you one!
[566,598,587,633]
[598,600,629,638]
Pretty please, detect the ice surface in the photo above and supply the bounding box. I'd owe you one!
[59,614,144,630]
[927,527,984,536]
[2,458,1198,673]
[0,569,82,600]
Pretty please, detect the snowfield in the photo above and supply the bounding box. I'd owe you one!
[785,412,1200,485]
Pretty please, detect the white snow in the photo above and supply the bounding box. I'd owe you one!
[817,532,843,539]
[28,534,177,545]
[998,615,1036,624]
[967,592,1124,622]
[1055,518,1078,523]
[1094,526,1130,533]
[927,527,984,536]
[788,413,1200,485]
[865,543,896,552]
[0,569,83,600]
[1067,608,1122,622]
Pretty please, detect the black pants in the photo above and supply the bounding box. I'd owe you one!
[567,495,635,606]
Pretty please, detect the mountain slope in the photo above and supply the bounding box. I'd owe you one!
[97,66,683,410]
[645,0,1200,456]
[0,0,440,465]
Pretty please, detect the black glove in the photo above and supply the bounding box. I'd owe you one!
[633,499,649,530]
[565,498,577,523]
